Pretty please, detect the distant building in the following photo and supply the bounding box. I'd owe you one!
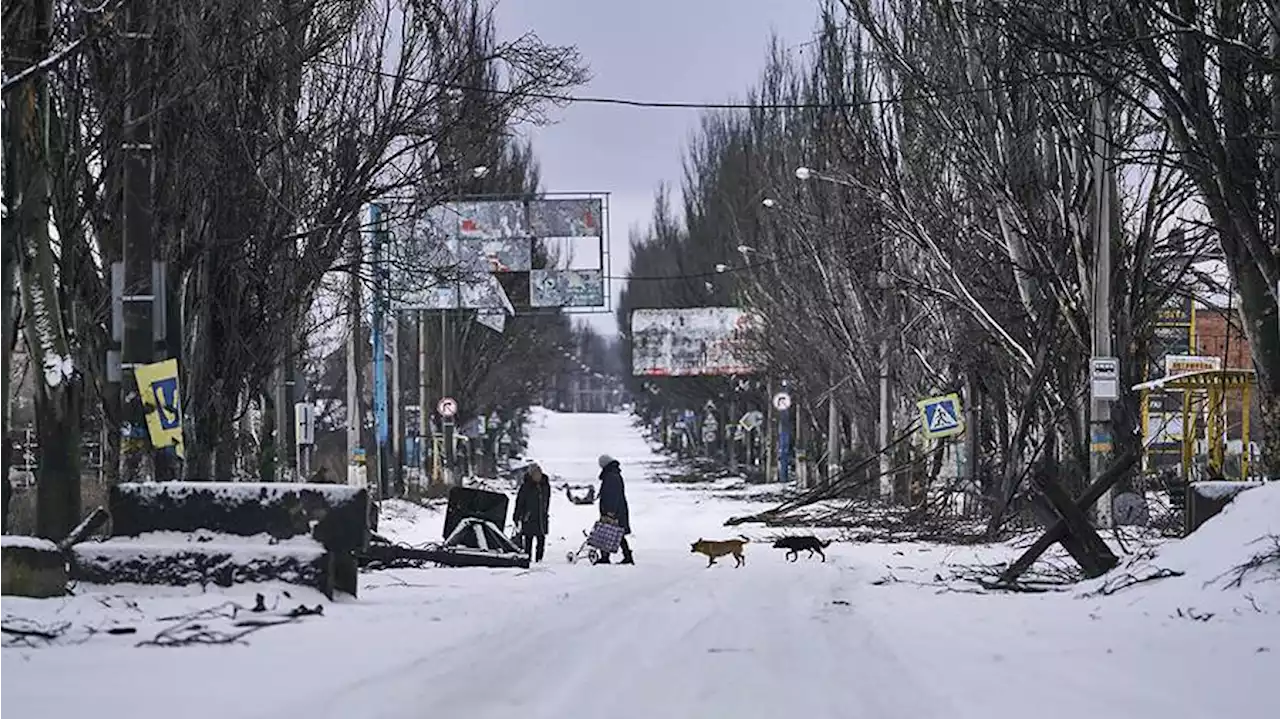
[1194,307,1252,369]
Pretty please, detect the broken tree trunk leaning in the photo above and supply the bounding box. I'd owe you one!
[5,0,83,541]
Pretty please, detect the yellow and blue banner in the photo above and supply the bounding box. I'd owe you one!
[133,358,185,458]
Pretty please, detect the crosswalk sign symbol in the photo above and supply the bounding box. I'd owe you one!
[917,393,964,439]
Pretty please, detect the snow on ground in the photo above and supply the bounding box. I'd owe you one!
[3,408,1278,719]
[374,498,442,547]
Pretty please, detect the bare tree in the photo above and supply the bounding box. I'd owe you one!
[977,0,1279,473]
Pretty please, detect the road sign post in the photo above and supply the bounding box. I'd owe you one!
[437,396,459,486]
[772,391,792,484]
[295,402,315,479]
[917,393,965,440]
[437,396,458,419]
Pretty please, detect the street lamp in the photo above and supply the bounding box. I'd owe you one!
[471,165,490,179]
[714,263,729,273]
[761,198,778,208]
[793,161,892,502]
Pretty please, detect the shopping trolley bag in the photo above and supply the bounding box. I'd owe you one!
[586,518,625,554]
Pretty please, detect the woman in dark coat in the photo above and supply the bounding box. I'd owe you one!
[513,463,551,562]
[596,455,634,565]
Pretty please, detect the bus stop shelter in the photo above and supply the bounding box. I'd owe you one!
[1133,368,1258,480]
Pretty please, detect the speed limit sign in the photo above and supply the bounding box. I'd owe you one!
[772,391,792,411]
[437,396,458,418]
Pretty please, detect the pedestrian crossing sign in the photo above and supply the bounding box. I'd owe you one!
[917,393,964,439]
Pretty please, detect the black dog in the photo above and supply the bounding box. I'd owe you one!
[772,536,832,562]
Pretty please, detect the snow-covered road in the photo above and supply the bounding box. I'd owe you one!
[4,409,1278,719]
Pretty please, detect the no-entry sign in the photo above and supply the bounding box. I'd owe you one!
[437,396,458,418]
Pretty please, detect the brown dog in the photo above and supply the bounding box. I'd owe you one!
[690,535,750,568]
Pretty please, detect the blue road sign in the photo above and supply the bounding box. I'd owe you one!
[917,393,964,439]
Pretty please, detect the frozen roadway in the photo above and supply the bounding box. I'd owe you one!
[3,410,1277,719]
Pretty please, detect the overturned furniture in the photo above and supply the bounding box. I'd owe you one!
[71,482,370,599]
[362,487,528,570]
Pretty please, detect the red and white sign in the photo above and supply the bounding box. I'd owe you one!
[1165,355,1221,377]
[437,396,458,418]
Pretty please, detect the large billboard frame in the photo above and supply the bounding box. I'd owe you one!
[383,192,613,316]
[629,307,765,377]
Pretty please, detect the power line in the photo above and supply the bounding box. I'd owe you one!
[613,246,839,282]
[313,58,1055,111]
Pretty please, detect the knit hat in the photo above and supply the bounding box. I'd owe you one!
[598,454,616,469]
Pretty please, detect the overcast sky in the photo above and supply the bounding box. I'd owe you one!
[495,1,819,336]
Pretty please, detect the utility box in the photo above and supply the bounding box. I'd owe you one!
[1185,480,1263,535]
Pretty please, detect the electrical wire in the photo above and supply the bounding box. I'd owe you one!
[313,58,1063,111]
[614,247,818,282]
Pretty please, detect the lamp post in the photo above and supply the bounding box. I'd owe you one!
[795,165,894,502]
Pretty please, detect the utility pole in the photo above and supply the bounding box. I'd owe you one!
[345,222,362,486]
[826,372,839,489]
[370,204,389,499]
[727,379,738,473]
[765,377,775,482]
[418,309,428,485]
[118,0,164,481]
[1090,91,1115,528]
[878,249,895,503]
[779,382,792,484]
[440,309,454,486]
[390,311,402,495]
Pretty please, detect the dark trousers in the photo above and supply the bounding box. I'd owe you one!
[597,536,633,564]
[523,533,546,562]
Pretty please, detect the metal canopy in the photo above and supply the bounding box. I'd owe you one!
[1132,368,1257,480]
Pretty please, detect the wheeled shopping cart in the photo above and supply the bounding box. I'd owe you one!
[565,518,625,564]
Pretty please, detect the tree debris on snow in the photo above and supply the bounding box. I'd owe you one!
[1211,534,1280,590]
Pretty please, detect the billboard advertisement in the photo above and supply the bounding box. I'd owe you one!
[456,238,532,273]
[445,200,530,239]
[630,308,763,377]
[529,199,603,237]
[530,269,605,308]
[383,196,608,314]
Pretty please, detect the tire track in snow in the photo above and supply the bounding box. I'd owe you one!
[343,560,957,719]
[284,567,689,719]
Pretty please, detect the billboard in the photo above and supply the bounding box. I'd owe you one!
[447,200,530,239]
[529,199,603,237]
[1155,294,1194,325]
[531,269,605,308]
[382,196,608,312]
[456,238,532,272]
[630,308,763,377]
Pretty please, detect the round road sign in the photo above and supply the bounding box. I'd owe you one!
[772,391,792,411]
[437,396,458,418]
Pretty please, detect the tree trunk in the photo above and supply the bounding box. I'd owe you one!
[9,0,83,539]
[0,138,18,532]
[214,432,236,482]
[259,388,277,482]
[33,381,82,539]
[1,240,16,520]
